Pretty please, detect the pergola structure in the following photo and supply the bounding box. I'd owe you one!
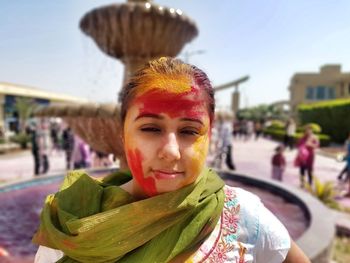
[213,76,249,115]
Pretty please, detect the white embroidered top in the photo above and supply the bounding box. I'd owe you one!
[35,186,290,263]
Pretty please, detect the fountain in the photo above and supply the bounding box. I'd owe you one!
[37,0,198,167]
[0,0,335,262]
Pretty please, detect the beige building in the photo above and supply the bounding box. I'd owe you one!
[0,82,89,132]
[289,64,350,116]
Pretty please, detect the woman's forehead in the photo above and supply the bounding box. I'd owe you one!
[131,86,207,120]
[135,73,194,96]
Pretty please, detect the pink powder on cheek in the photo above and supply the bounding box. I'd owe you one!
[126,148,157,197]
[134,87,206,120]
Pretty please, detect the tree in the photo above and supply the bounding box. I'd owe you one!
[14,97,37,133]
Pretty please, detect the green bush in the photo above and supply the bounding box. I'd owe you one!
[305,176,340,210]
[266,120,285,130]
[10,133,31,149]
[298,99,350,143]
[263,128,331,147]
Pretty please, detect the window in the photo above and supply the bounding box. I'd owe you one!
[306,86,314,100]
[316,86,326,99]
[305,86,335,100]
[328,87,335,99]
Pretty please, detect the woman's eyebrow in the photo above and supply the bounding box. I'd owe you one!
[134,113,163,121]
[180,117,204,125]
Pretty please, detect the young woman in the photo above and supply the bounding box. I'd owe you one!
[295,126,319,187]
[33,57,310,262]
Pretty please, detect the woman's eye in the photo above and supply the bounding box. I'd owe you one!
[180,129,199,136]
[140,127,161,133]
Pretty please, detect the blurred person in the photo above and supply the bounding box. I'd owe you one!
[93,150,112,167]
[284,118,296,150]
[294,126,319,187]
[49,121,61,153]
[337,132,350,196]
[232,119,240,139]
[29,122,40,175]
[72,135,91,169]
[62,126,74,170]
[37,119,52,174]
[246,120,254,141]
[271,145,286,181]
[254,120,263,140]
[215,112,236,170]
[238,119,247,139]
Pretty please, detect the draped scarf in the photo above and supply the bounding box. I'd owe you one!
[32,168,225,263]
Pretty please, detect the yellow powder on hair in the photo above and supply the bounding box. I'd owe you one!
[135,72,193,96]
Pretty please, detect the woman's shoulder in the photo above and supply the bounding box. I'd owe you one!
[191,185,290,262]
[223,185,263,244]
[224,185,261,214]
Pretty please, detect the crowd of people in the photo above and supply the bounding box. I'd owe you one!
[208,114,350,196]
[27,118,114,176]
[26,106,350,197]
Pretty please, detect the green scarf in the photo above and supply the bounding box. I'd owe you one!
[32,168,225,263]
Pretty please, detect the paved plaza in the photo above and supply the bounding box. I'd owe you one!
[0,137,349,209]
[231,137,350,208]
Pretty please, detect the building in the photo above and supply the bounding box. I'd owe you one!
[289,64,350,116]
[0,82,89,132]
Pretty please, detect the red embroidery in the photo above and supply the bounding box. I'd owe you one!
[204,187,247,263]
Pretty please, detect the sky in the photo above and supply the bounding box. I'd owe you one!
[1,0,350,110]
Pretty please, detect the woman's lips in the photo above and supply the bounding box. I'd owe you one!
[153,170,184,180]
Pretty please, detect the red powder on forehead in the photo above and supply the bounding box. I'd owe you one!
[126,148,157,197]
[134,86,206,119]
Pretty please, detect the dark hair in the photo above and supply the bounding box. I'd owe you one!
[120,57,215,124]
[275,145,284,152]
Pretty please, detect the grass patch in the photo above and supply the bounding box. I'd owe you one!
[333,235,350,263]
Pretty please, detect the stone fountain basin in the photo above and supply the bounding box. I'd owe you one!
[0,169,334,263]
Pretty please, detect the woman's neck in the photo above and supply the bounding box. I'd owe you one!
[120,179,148,200]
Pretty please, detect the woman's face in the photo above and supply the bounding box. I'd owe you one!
[123,76,211,197]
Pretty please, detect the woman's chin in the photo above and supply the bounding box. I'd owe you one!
[155,180,184,194]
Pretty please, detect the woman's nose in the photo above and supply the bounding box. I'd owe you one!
[158,133,181,161]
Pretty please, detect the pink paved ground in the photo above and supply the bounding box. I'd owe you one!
[0,150,65,182]
[230,137,350,209]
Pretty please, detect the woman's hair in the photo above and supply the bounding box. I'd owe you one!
[120,57,215,124]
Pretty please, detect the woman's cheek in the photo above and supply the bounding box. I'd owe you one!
[187,135,209,179]
[126,147,157,197]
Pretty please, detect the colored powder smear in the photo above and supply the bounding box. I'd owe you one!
[126,148,157,197]
[134,86,205,120]
[136,71,192,95]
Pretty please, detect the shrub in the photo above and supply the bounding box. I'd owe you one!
[305,176,340,210]
[263,128,331,147]
[266,120,285,130]
[10,133,31,149]
[298,99,350,143]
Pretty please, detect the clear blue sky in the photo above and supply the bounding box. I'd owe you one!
[1,0,350,110]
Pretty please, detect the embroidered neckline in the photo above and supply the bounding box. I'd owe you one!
[189,186,247,263]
